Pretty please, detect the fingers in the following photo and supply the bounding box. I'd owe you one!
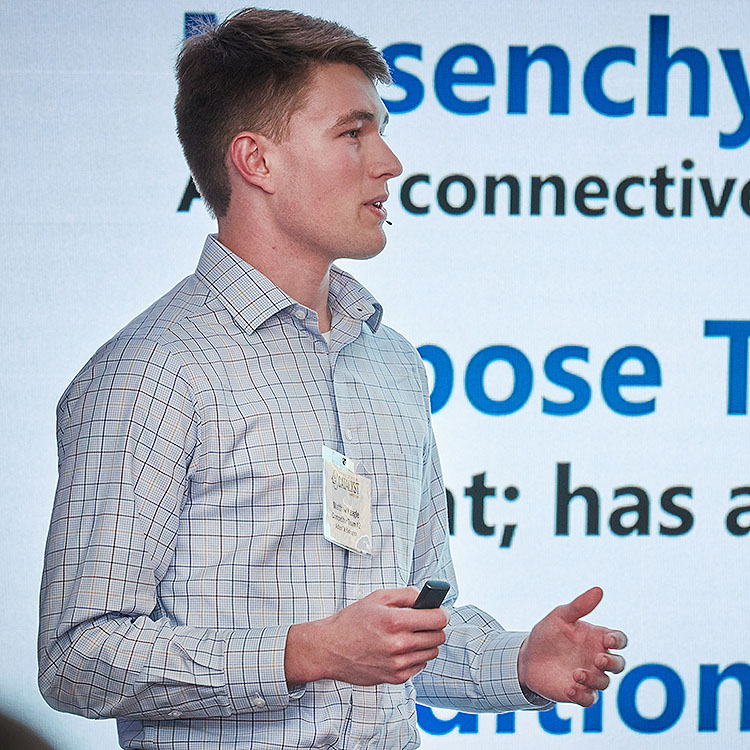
[374,587,450,622]
[373,586,421,607]
[406,647,442,666]
[565,685,599,707]
[366,588,448,631]
[389,606,449,633]
[383,629,445,662]
[404,629,447,652]
[384,646,443,684]
[605,630,628,650]
[595,651,626,674]
[388,660,429,684]
[558,586,603,623]
[574,668,610,691]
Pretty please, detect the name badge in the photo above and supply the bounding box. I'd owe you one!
[322,446,372,554]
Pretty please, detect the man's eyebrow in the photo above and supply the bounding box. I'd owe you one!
[332,109,389,129]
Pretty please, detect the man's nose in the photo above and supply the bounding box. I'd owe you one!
[373,137,403,180]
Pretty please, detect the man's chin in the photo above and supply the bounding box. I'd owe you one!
[343,233,388,261]
[370,226,390,255]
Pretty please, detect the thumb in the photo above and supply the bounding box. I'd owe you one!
[558,586,603,623]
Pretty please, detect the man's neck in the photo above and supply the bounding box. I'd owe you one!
[217,220,333,333]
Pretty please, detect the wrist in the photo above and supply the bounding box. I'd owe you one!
[516,635,552,705]
[284,618,330,686]
[517,636,529,690]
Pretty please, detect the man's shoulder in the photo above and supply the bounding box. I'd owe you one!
[59,274,209,407]
[373,322,423,362]
[365,321,430,392]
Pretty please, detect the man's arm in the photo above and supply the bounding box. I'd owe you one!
[408,378,626,710]
[38,337,294,719]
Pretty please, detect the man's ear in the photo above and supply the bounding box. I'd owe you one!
[228,131,276,194]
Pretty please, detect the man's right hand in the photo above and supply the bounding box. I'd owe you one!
[284,587,448,687]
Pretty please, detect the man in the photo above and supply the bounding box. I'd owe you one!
[39,8,626,749]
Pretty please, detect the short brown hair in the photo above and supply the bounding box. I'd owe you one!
[175,8,391,217]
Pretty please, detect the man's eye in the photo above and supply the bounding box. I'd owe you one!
[344,129,360,139]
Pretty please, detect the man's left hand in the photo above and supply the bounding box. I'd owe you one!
[517,586,627,707]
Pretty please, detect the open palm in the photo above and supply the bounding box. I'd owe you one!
[517,587,627,706]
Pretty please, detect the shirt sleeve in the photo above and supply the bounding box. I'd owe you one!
[38,335,301,720]
[409,369,553,713]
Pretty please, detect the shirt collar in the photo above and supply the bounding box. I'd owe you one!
[195,234,383,334]
[329,265,383,333]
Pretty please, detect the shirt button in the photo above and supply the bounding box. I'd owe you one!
[168,710,181,718]
[344,428,353,441]
[356,587,365,599]
[294,309,306,320]
[253,696,266,709]
[356,462,366,474]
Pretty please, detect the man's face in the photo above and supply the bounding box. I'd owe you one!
[268,63,403,263]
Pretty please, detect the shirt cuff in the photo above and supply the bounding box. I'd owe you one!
[480,631,554,711]
[225,626,306,713]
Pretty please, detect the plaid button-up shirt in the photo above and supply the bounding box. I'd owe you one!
[39,235,543,750]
